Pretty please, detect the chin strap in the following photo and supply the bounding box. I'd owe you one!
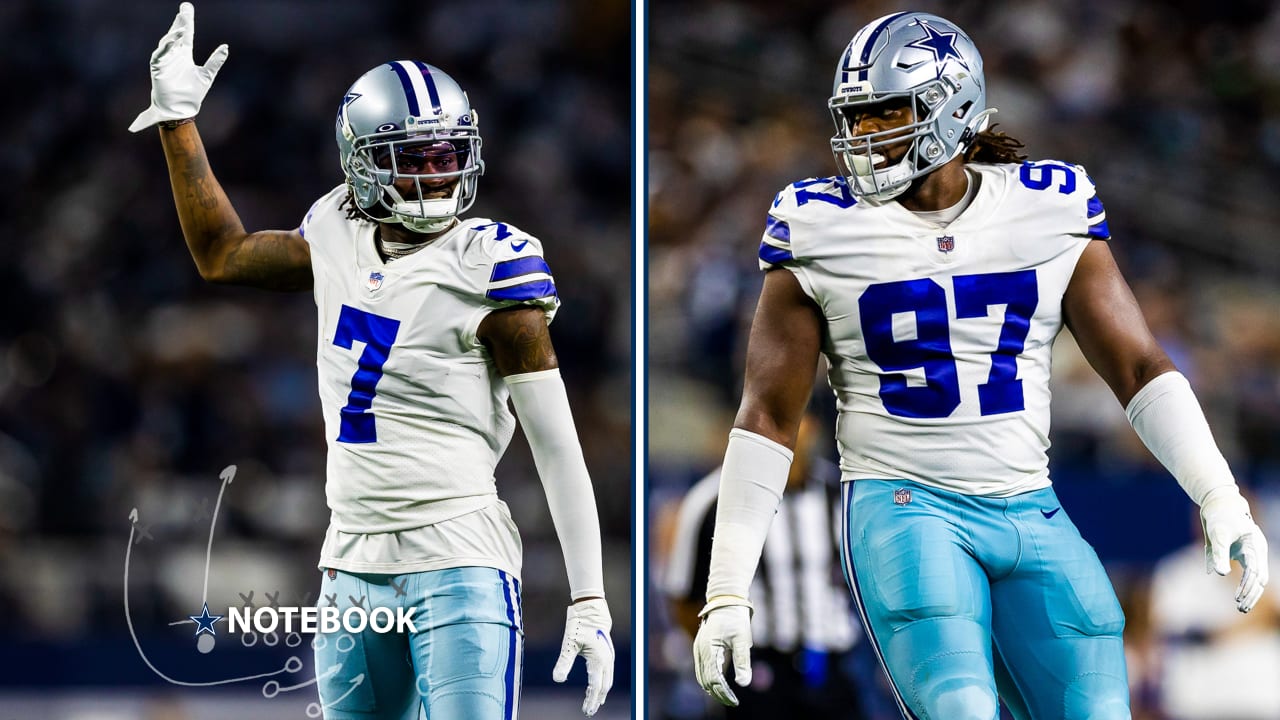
[395,212,458,234]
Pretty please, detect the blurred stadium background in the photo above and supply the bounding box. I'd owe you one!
[648,1,1280,719]
[0,0,632,717]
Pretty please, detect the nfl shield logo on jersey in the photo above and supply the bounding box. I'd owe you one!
[893,487,912,505]
[367,271,384,292]
[936,235,955,253]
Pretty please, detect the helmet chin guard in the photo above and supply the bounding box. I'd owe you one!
[829,12,994,202]
[336,61,484,233]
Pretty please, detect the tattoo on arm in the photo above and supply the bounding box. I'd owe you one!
[221,231,313,291]
[478,306,559,376]
[160,122,311,291]
[176,150,219,212]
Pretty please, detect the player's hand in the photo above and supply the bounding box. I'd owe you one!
[553,598,614,717]
[129,2,229,132]
[693,597,753,707]
[1201,486,1269,613]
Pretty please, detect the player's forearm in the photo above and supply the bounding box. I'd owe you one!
[506,369,606,599]
[543,470,607,600]
[158,121,249,282]
[705,428,792,601]
[1126,370,1236,505]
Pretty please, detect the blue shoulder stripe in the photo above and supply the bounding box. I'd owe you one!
[487,279,557,302]
[759,241,794,266]
[1087,193,1105,219]
[1087,220,1110,239]
[491,256,551,283]
[765,216,790,243]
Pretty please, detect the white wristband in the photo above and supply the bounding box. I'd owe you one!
[1126,371,1235,506]
[705,428,794,601]
[506,368,605,600]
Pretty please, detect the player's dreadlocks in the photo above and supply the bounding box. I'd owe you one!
[340,187,375,223]
[965,125,1027,164]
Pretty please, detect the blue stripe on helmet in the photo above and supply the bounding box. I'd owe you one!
[488,279,557,302]
[759,241,794,266]
[858,12,910,81]
[839,43,856,85]
[388,62,421,116]
[765,216,791,243]
[1088,220,1110,239]
[491,256,552,283]
[1087,193,1105,219]
[413,61,444,115]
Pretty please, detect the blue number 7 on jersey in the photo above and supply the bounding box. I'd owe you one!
[333,305,401,443]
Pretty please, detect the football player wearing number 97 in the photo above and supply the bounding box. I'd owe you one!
[693,10,1268,720]
[129,3,614,718]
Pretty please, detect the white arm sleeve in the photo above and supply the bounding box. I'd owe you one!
[1126,371,1236,506]
[705,428,793,601]
[506,368,605,600]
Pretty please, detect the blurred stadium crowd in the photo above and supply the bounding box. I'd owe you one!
[649,1,1280,718]
[0,0,631,712]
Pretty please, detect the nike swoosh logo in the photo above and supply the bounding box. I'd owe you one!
[510,239,529,251]
[1041,507,1061,519]
[596,628,614,652]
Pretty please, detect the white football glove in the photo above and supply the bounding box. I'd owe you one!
[1200,486,1270,613]
[693,597,753,707]
[128,2,229,132]
[553,598,614,717]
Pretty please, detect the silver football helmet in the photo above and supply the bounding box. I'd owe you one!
[829,12,996,202]
[335,61,484,233]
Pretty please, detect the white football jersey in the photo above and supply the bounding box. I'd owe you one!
[300,185,559,534]
[760,161,1110,496]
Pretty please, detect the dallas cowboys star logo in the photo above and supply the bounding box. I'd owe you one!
[906,21,969,74]
[189,603,224,637]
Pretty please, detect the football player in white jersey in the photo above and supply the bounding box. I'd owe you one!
[693,11,1268,720]
[129,4,614,718]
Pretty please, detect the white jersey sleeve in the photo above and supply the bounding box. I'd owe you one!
[302,186,561,533]
[761,163,1106,496]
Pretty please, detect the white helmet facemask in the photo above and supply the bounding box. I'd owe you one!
[362,134,475,233]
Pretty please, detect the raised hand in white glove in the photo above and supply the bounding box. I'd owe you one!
[129,2,228,132]
[553,598,614,717]
[693,597,753,707]
[1201,486,1270,613]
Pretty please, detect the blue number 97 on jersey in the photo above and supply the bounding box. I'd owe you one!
[858,270,1039,419]
[1018,160,1076,195]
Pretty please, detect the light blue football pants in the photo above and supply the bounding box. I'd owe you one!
[313,566,523,720]
[841,480,1130,720]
